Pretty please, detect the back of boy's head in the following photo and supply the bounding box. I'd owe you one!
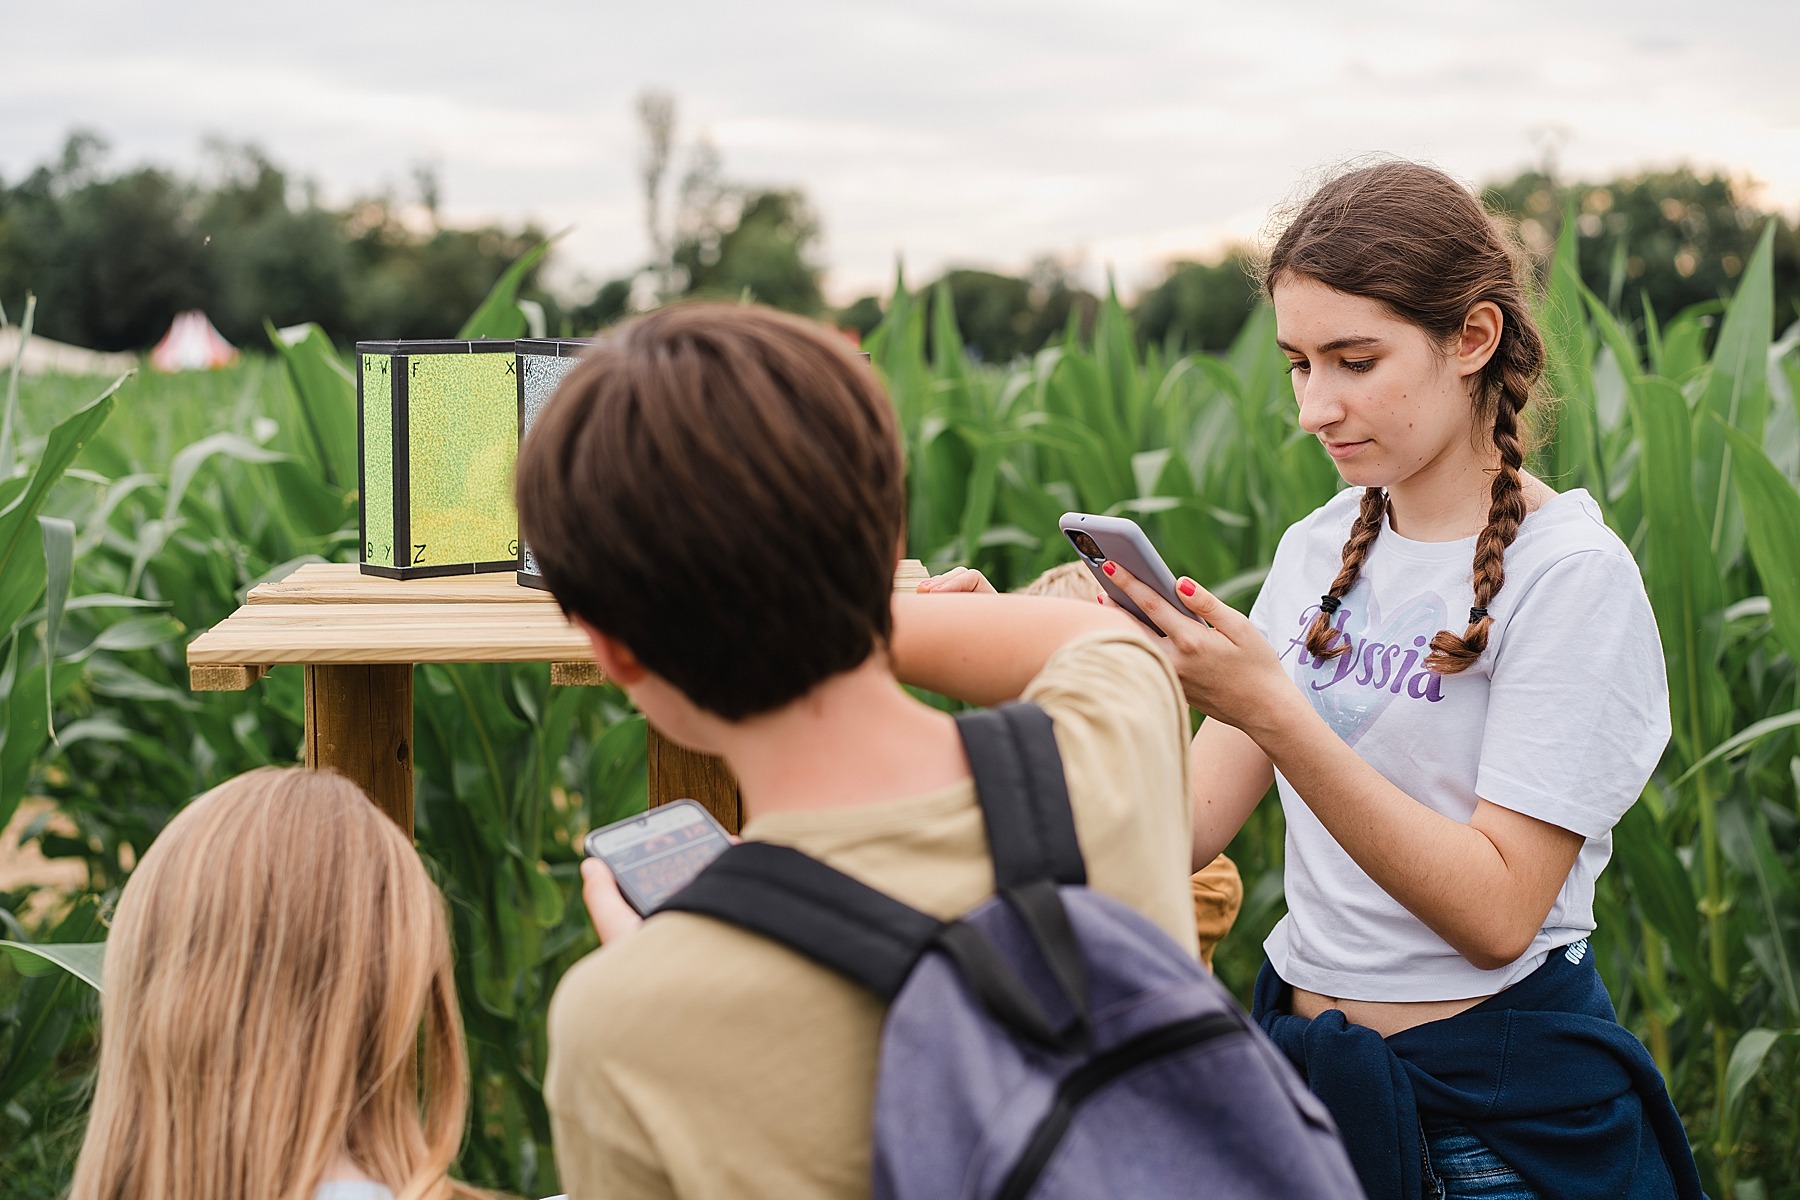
[516,303,905,720]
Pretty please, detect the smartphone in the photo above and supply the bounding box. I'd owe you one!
[1058,512,1194,637]
[582,799,733,916]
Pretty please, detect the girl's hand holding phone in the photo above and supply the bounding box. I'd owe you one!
[1103,563,1297,735]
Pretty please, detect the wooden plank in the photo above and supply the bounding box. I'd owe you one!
[648,729,741,834]
[892,559,930,592]
[248,560,928,605]
[188,604,592,665]
[189,664,263,692]
[249,563,545,606]
[305,664,414,832]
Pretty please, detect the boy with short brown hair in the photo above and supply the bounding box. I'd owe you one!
[521,304,1197,1199]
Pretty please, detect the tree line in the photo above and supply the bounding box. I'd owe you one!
[2,128,1795,359]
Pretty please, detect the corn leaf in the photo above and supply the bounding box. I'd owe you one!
[0,940,104,992]
[0,293,36,471]
[265,320,357,491]
[1541,206,1602,493]
[1628,376,1728,754]
[1694,221,1777,566]
[38,514,73,741]
[1721,422,1800,666]
[1723,1028,1787,1123]
[0,373,126,639]
[459,236,555,340]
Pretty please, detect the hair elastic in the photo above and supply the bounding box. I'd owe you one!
[1318,595,1342,615]
[1468,606,1489,624]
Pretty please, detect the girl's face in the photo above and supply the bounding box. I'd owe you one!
[1272,275,1495,492]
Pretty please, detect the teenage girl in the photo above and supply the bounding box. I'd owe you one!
[1099,162,1704,1200]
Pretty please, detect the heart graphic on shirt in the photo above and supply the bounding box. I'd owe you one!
[1280,590,1451,747]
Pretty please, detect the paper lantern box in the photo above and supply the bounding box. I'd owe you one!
[515,337,594,590]
[357,339,519,579]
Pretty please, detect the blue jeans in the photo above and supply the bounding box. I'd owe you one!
[1423,1122,1541,1200]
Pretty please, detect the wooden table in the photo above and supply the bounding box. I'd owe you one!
[186,561,930,834]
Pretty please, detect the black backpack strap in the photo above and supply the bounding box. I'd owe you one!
[659,841,941,1000]
[665,842,1086,1050]
[660,704,1092,1045]
[956,703,1092,1040]
[956,703,1086,889]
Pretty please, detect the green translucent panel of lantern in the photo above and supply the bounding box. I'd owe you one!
[406,353,517,568]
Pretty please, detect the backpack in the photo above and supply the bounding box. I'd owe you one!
[663,702,1364,1200]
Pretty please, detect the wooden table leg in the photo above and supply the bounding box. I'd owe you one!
[647,727,741,834]
[305,664,415,832]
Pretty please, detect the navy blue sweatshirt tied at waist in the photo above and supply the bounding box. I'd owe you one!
[1252,941,1705,1200]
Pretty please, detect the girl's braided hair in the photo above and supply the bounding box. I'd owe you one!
[1262,161,1546,675]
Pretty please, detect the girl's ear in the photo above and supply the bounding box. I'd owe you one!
[1456,301,1505,378]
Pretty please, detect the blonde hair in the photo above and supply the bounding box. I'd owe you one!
[1021,561,1104,603]
[70,767,478,1200]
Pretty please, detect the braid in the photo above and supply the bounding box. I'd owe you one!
[1305,487,1386,660]
[1425,330,1536,674]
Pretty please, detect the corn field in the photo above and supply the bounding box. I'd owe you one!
[2,214,1798,1198]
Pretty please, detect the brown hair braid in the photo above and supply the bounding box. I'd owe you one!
[1305,486,1386,659]
[1265,161,1547,675]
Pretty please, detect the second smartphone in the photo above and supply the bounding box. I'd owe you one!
[583,799,733,916]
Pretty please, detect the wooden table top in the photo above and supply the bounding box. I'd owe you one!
[187,560,932,674]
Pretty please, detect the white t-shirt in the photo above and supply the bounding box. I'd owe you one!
[1248,486,1670,1001]
[312,1184,394,1200]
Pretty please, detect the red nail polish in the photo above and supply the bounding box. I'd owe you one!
[1179,578,1196,596]
[1096,595,1104,604]
[1102,561,1116,576]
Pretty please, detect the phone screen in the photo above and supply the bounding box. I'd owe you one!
[584,801,731,914]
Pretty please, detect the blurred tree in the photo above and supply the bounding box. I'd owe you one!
[0,132,209,350]
[0,131,549,350]
[674,189,824,315]
[1486,166,1800,330]
[571,277,634,333]
[344,212,542,340]
[1022,256,1098,350]
[933,269,1031,362]
[636,90,679,304]
[918,258,1096,363]
[198,142,351,341]
[836,295,885,341]
[1133,252,1258,353]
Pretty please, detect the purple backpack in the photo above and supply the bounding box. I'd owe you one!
[665,703,1364,1200]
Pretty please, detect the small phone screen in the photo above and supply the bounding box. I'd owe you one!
[586,802,730,913]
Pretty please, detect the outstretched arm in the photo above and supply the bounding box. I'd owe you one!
[1107,564,1582,971]
[888,590,1145,706]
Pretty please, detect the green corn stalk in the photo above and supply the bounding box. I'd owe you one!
[6,242,1800,1192]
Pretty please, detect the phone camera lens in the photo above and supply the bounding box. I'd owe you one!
[1069,530,1103,560]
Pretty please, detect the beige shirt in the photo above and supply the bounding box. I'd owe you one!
[545,632,1195,1200]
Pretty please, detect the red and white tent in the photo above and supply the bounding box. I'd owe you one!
[150,311,239,372]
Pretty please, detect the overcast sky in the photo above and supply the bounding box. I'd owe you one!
[5,0,1797,303]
